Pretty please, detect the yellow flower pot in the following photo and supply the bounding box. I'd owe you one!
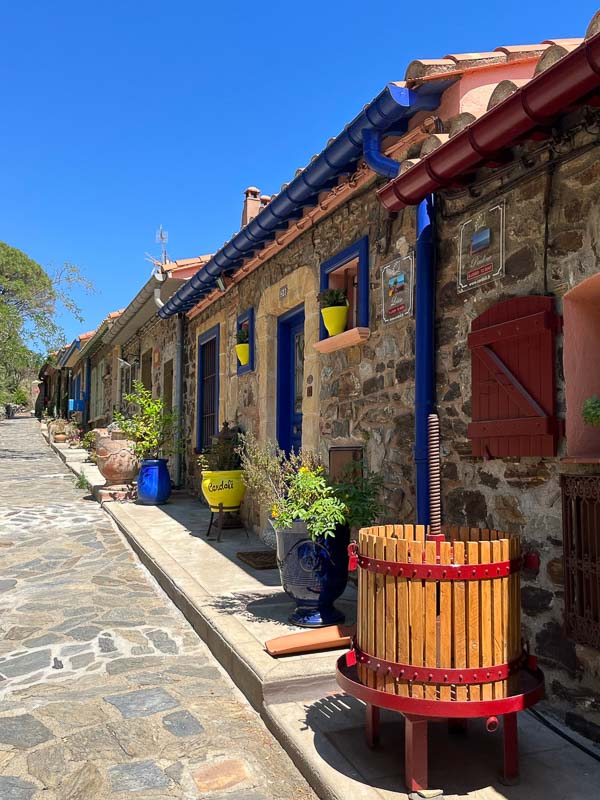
[235,343,250,366]
[321,304,349,337]
[201,469,246,511]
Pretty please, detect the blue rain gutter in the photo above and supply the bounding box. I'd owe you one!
[362,129,400,179]
[414,196,436,526]
[158,80,452,318]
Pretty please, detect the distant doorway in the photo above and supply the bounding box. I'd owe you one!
[277,305,305,453]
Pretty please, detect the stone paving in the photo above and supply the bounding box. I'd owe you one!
[0,417,316,800]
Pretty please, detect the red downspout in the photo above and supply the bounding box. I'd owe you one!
[377,32,600,211]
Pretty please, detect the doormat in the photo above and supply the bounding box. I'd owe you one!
[236,550,277,570]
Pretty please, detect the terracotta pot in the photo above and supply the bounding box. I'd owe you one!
[95,433,139,485]
[53,433,67,443]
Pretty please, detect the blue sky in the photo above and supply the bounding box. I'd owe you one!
[2,1,597,344]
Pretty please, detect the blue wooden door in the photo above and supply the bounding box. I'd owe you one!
[277,306,305,453]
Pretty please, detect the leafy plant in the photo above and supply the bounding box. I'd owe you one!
[583,395,600,426]
[74,472,90,491]
[197,421,242,471]
[12,386,29,406]
[332,462,384,531]
[320,288,347,308]
[236,327,249,345]
[238,433,345,540]
[273,465,347,540]
[113,380,177,460]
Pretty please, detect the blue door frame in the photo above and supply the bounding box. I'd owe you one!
[277,305,305,453]
[196,325,220,452]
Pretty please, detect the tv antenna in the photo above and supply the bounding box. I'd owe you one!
[156,225,169,265]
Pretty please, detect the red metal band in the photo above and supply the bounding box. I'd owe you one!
[349,644,525,685]
[353,553,520,580]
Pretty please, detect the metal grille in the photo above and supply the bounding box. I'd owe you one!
[561,475,600,649]
[201,337,217,449]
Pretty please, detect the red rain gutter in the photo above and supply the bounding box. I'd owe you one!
[378,33,600,210]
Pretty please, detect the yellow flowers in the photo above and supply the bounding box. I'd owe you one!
[299,466,309,474]
[271,505,279,518]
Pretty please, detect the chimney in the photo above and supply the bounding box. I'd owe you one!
[260,194,271,208]
[241,187,261,227]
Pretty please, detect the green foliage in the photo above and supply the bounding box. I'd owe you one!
[197,421,242,471]
[237,432,297,510]
[81,430,97,452]
[582,395,600,426]
[0,241,93,401]
[332,462,384,531]
[74,472,91,491]
[320,288,347,308]
[113,381,177,460]
[236,327,249,344]
[273,465,347,540]
[11,387,29,406]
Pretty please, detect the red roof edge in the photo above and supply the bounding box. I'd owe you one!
[377,33,600,210]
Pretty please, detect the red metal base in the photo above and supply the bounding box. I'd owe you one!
[336,656,544,793]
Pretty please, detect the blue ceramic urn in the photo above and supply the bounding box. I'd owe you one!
[137,458,171,505]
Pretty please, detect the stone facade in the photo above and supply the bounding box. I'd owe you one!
[181,115,600,734]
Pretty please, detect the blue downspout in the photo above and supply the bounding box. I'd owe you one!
[362,129,400,179]
[414,196,436,525]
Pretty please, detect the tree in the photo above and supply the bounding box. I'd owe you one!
[0,241,94,401]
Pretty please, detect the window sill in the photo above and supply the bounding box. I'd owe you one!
[313,327,370,354]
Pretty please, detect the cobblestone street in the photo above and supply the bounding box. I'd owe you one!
[0,417,315,800]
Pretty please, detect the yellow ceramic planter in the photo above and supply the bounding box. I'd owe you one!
[235,343,250,366]
[201,469,246,511]
[321,304,348,337]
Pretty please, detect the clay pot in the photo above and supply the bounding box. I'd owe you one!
[53,433,67,443]
[95,431,139,485]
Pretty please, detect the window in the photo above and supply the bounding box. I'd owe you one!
[563,274,600,458]
[319,236,369,342]
[90,360,105,420]
[561,475,600,649]
[141,349,152,391]
[467,296,560,458]
[197,325,220,452]
[163,359,174,414]
[236,308,255,374]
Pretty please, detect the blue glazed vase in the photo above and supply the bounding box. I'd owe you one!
[274,520,350,627]
[137,458,171,505]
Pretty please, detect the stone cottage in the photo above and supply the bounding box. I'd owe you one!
[156,13,600,735]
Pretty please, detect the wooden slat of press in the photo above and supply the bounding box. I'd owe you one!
[396,538,410,697]
[480,540,493,701]
[415,525,426,542]
[424,540,438,700]
[385,537,397,695]
[439,541,452,701]
[449,526,460,542]
[509,535,521,696]
[491,539,504,699]
[467,540,481,701]
[501,536,510,698]
[366,534,377,689]
[410,544,424,699]
[357,531,366,686]
[459,527,470,543]
[453,541,467,701]
[375,535,386,692]
[393,524,404,539]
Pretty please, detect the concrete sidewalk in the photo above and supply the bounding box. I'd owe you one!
[44,427,600,800]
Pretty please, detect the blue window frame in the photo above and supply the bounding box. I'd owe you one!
[236,308,255,375]
[319,235,369,340]
[196,324,220,453]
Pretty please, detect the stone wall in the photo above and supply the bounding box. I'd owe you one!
[181,118,600,733]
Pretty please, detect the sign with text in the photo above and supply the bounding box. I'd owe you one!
[382,254,414,322]
[458,201,505,293]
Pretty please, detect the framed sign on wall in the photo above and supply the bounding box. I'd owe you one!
[458,200,505,293]
[382,254,414,323]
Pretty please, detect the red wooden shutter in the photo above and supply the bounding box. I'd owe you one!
[467,296,561,458]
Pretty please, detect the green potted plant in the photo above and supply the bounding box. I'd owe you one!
[583,395,600,426]
[235,327,250,366]
[332,461,385,537]
[320,288,349,337]
[239,433,349,627]
[198,422,246,511]
[113,381,177,505]
[49,418,69,443]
